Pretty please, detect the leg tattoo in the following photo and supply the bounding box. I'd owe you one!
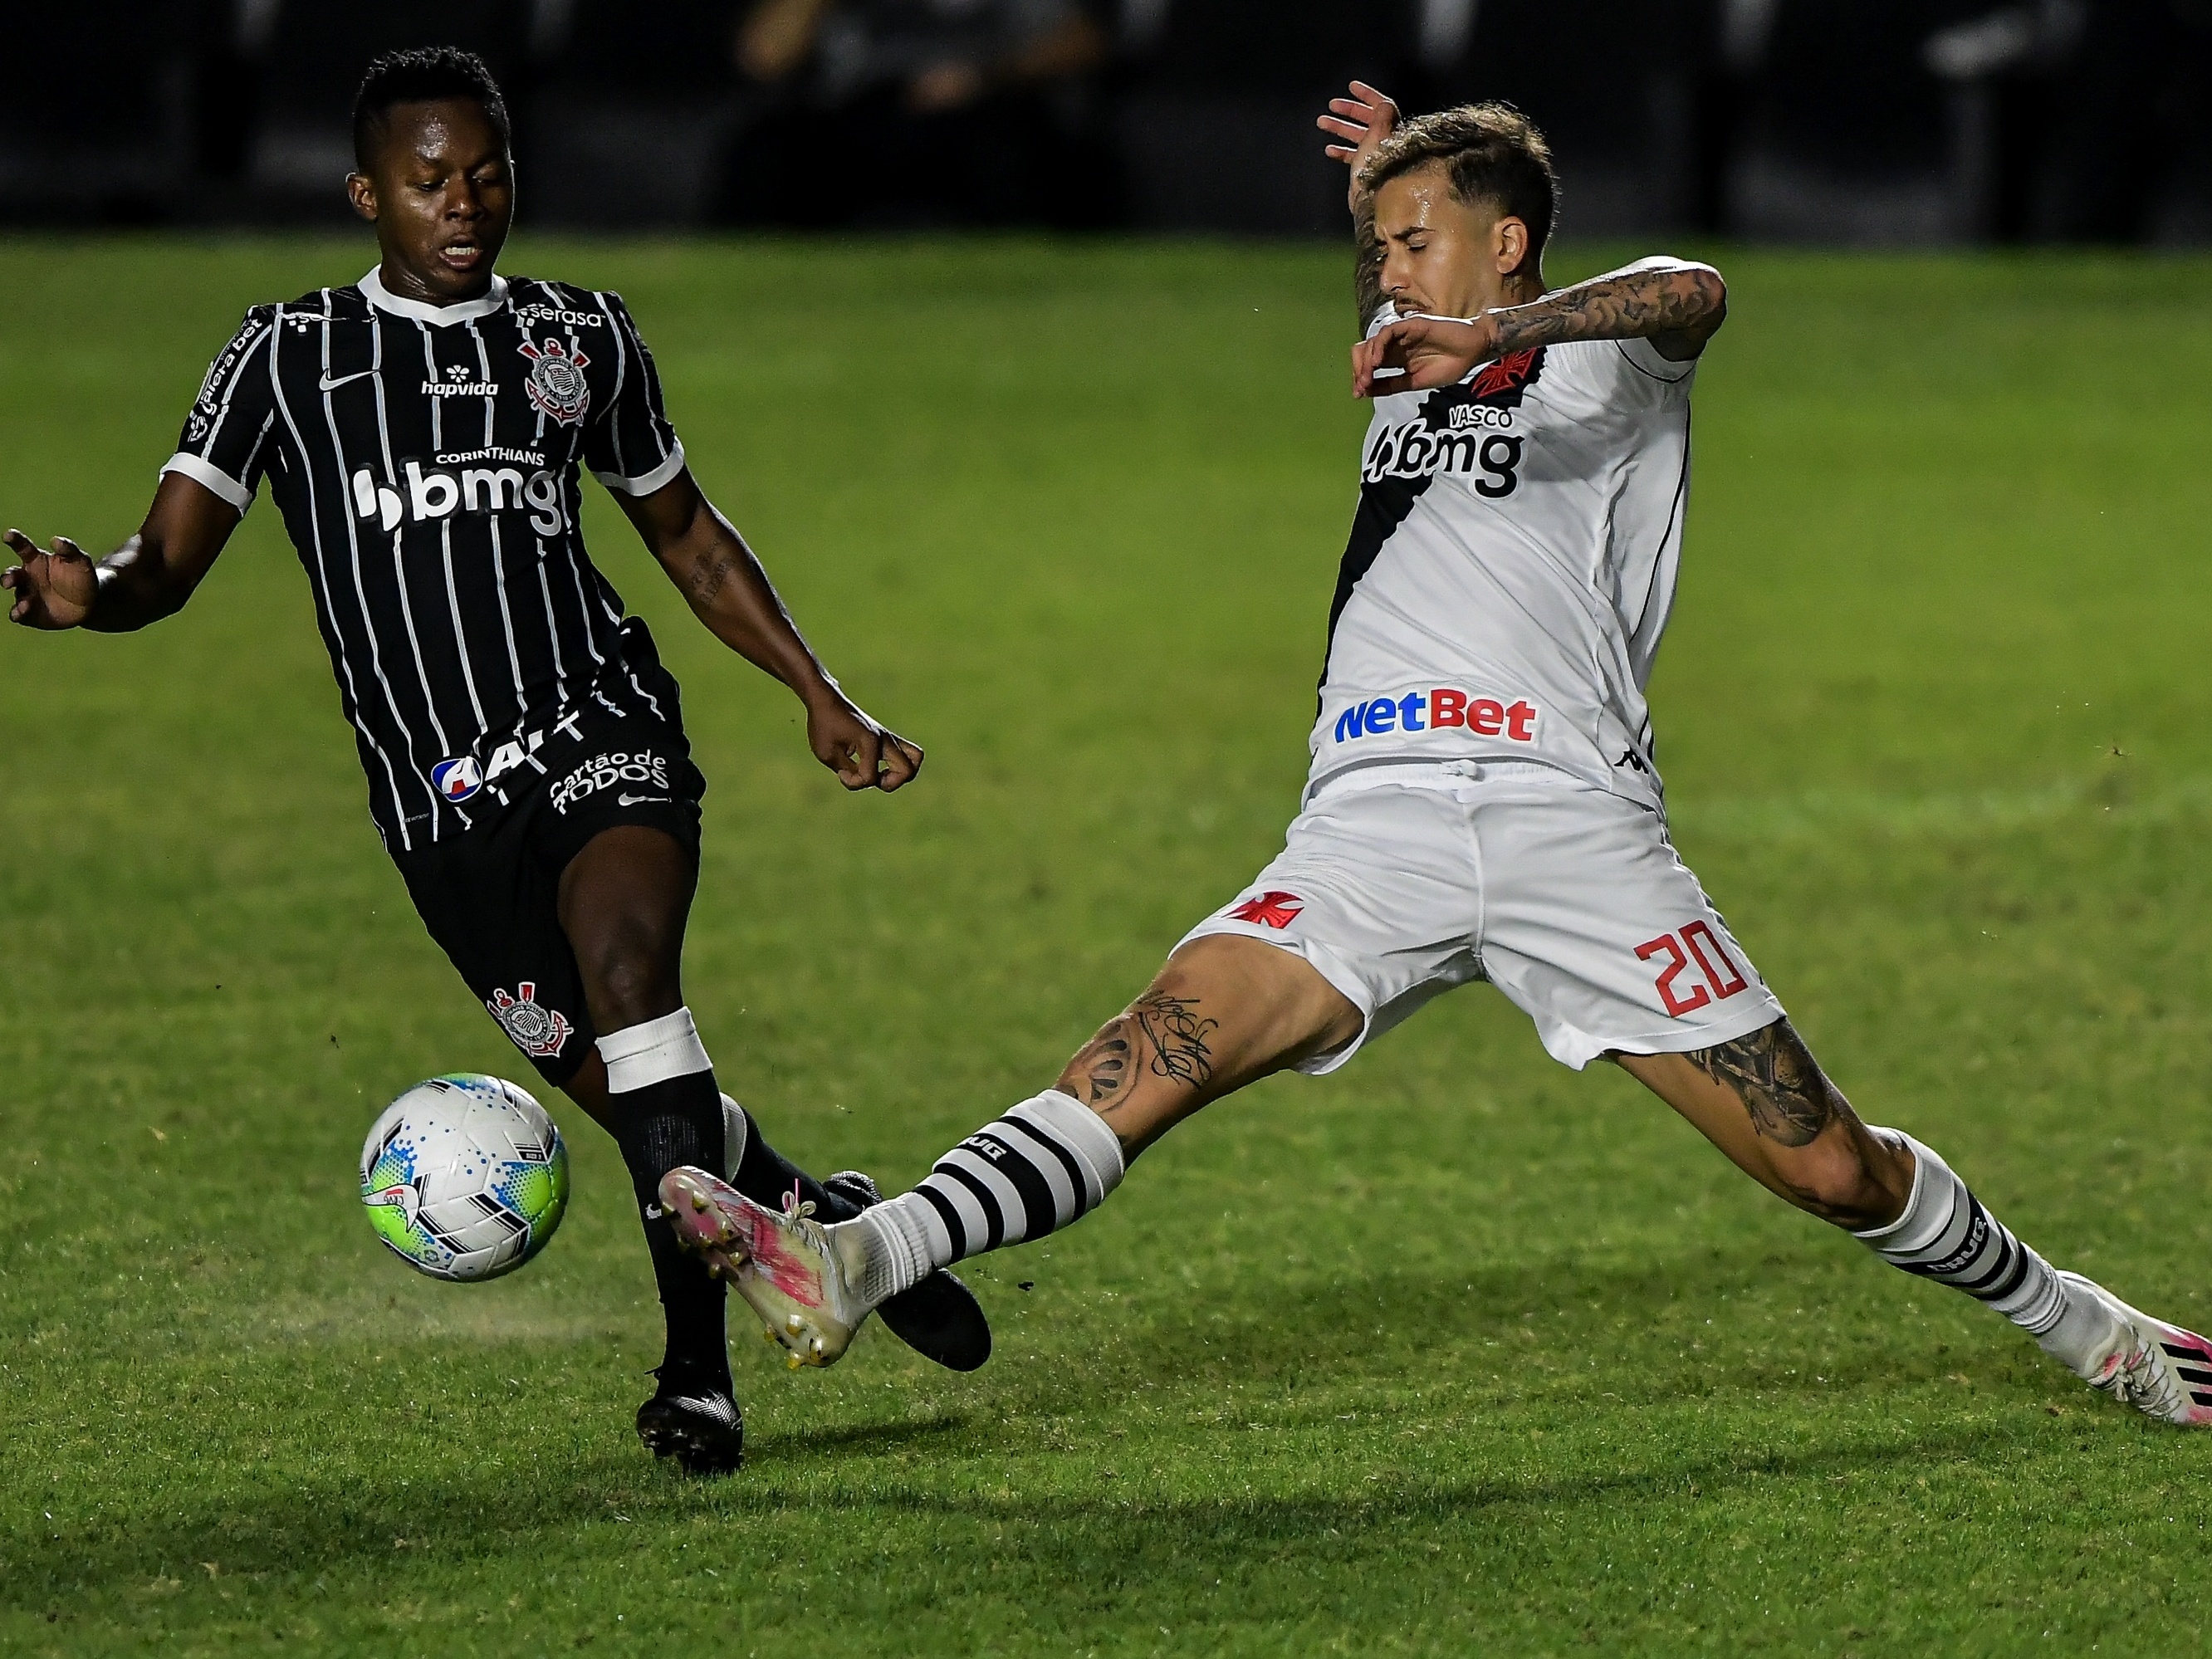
[1066,991,1221,1105]
[1132,991,1218,1090]
[1688,1019,1838,1148]
[1068,1025,1134,1106]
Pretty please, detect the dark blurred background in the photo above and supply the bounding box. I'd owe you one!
[7,0,2207,241]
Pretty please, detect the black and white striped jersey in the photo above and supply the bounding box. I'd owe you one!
[164,268,689,850]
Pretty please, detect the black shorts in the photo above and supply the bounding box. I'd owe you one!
[392,700,707,1089]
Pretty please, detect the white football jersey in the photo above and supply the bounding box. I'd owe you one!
[1309,306,1698,811]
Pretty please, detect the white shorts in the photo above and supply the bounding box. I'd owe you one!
[1181,761,1785,1073]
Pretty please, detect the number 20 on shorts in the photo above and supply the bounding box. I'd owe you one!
[1636,922,1750,1017]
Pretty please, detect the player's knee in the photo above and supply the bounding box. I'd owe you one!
[1769,1133,1899,1230]
[576,927,681,1030]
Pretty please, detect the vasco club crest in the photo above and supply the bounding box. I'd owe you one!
[518,335,591,426]
[487,981,574,1059]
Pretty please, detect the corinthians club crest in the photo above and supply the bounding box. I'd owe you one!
[487,981,574,1059]
[518,335,591,426]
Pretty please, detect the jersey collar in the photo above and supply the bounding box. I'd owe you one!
[360,267,511,326]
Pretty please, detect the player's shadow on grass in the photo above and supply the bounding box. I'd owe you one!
[1,1408,2037,1609]
[757,1410,971,1460]
[996,1244,2007,1411]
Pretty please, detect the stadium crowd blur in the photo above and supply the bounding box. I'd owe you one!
[7,0,2208,242]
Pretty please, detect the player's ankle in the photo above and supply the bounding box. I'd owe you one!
[846,1206,927,1307]
[655,1348,732,1396]
[2036,1270,2130,1378]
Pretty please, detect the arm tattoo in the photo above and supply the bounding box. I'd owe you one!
[1687,1019,1838,1148]
[688,546,741,607]
[1486,264,1723,359]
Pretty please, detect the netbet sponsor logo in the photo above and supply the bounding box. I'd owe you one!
[350,460,568,536]
[549,751,671,815]
[1331,688,1538,746]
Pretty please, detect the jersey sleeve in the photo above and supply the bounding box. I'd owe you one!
[1541,333,1697,419]
[161,307,281,512]
[585,293,687,497]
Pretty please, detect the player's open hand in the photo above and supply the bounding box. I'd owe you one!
[807,692,924,792]
[2,529,99,629]
[1353,312,1499,398]
[1318,81,1399,210]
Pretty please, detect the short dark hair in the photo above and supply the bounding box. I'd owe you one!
[1361,103,1558,275]
[351,47,511,173]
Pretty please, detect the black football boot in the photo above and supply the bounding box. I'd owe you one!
[821,1170,992,1373]
[635,1362,745,1475]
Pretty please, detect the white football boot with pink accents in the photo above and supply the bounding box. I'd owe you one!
[2061,1271,2212,1427]
[659,1165,874,1369]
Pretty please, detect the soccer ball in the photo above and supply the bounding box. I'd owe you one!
[360,1074,570,1282]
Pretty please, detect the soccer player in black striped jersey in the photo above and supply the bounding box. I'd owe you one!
[2,47,988,1474]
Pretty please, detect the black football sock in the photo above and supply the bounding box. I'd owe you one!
[720,1096,861,1223]
[599,1009,729,1389]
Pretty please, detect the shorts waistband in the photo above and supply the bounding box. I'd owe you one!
[1304,756,1577,807]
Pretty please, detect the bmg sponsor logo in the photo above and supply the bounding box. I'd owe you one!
[1331,688,1539,746]
[1363,425,1523,495]
[350,461,568,536]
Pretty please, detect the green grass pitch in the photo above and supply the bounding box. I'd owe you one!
[3,235,2211,1657]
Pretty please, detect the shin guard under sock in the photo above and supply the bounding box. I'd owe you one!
[859,1090,1126,1300]
[1854,1131,2119,1372]
[718,1094,858,1222]
[599,1009,728,1382]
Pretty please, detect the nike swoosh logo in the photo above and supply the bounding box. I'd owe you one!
[317,369,377,393]
[618,794,670,807]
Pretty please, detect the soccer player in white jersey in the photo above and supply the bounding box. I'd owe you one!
[657,85,2212,1427]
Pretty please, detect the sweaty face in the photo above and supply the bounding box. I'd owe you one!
[350,99,514,304]
[1373,165,1520,321]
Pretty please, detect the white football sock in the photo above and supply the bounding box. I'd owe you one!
[854,1090,1126,1301]
[1854,1132,2121,1373]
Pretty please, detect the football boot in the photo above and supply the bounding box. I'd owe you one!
[823,1170,991,1373]
[659,1166,873,1369]
[2060,1270,2212,1427]
[712,1094,991,1373]
[634,1364,745,1474]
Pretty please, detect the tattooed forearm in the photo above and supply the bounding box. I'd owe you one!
[687,545,742,608]
[1353,197,1385,325]
[1687,1019,1839,1148]
[1485,262,1725,360]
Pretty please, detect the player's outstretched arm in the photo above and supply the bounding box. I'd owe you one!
[616,467,922,792]
[1353,257,1730,396]
[4,473,242,634]
[1316,79,1400,321]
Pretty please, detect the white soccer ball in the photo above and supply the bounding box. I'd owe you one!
[360,1074,570,1282]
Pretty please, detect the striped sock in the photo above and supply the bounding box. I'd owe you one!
[855,1091,1125,1302]
[1854,1132,2117,1372]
